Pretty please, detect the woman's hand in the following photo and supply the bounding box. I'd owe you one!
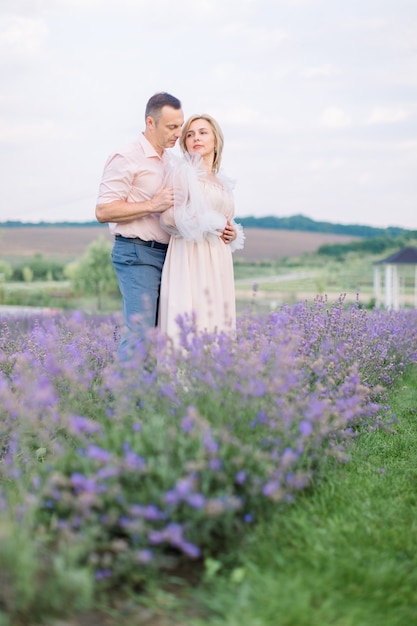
[220,218,237,244]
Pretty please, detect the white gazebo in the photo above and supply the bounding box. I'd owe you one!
[374,247,417,310]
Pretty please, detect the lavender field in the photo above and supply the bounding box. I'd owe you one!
[0,297,417,624]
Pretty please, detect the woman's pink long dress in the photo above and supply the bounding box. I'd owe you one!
[158,155,244,345]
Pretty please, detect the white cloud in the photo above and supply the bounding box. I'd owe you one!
[357,172,374,185]
[0,15,48,58]
[210,63,237,81]
[306,158,344,172]
[349,17,388,31]
[367,107,409,125]
[0,120,61,142]
[219,22,289,49]
[302,64,341,79]
[394,139,417,151]
[319,107,352,129]
[219,106,259,125]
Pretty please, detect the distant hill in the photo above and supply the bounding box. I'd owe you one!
[236,215,409,238]
[0,215,411,238]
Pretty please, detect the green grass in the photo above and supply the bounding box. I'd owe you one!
[3,246,416,313]
[0,281,122,312]
[234,250,416,297]
[233,253,378,314]
[161,367,417,626]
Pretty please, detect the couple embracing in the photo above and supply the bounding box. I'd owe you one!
[96,92,244,358]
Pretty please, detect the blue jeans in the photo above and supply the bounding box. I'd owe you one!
[111,236,167,359]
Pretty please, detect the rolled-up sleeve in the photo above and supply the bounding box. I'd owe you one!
[97,153,135,204]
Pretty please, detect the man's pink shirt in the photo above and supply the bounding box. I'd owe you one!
[97,133,170,243]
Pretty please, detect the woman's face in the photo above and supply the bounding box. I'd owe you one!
[184,118,216,161]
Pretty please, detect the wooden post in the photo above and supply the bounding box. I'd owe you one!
[384,264,392,309]
[392,265,399,311]
[373,266,381,307]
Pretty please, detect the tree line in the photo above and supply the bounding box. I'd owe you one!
[237,214,410,238]
[318,232,417,257]
[1,215,414,239]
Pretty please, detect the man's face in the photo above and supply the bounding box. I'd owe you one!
[148,106,184,154]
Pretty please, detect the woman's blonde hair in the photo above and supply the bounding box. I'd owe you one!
[180,114,224,174]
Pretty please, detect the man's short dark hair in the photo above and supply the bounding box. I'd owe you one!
[145,92,182,121]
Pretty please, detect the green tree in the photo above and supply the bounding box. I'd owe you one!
[22,266,34,282]
[11,255,65,282]
[0,260,12,282]
[28,253,65,280]
[66,237,118,310]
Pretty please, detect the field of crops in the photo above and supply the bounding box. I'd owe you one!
[0,226,359,262]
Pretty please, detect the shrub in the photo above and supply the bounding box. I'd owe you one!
[11,255,66,282]
[66,237,118,310]
[0,261,12,283]
[0,299,416,608]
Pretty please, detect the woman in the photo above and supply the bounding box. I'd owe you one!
[158,113,244,344]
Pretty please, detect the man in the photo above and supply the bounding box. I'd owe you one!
[96,92,184,358]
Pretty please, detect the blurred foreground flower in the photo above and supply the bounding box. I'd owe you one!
[0,298,415,593]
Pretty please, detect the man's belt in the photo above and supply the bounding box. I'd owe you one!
[115,235,168,251]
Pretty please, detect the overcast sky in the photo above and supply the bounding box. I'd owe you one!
[1,0,416,229]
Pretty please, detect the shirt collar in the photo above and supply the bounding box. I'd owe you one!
[139,132,164,159]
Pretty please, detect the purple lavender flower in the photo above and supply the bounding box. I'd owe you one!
[96,466,119,480]
[299,420,314,437]
[262,481,281,498]
[181,415,194,433]
[187,493,205,509]
[124,451,146,470]
[95,568,113,580]
[164,523,184,544]
[164,490,180,505]
[68,415,102,435]
[209,458,222,471]
[181,541,201,559]
[202,431,219,454]
[70,473,98,493]
[85,445,112,463]
[148,529,165,544]
[235,471,247,485]
[176,478,194,497]
[135,549,153,563]
[143,505,164,520]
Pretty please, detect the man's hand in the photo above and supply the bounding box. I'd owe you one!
[149,186,174,213]
[220,218,237,244]
[96,185,174,224]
